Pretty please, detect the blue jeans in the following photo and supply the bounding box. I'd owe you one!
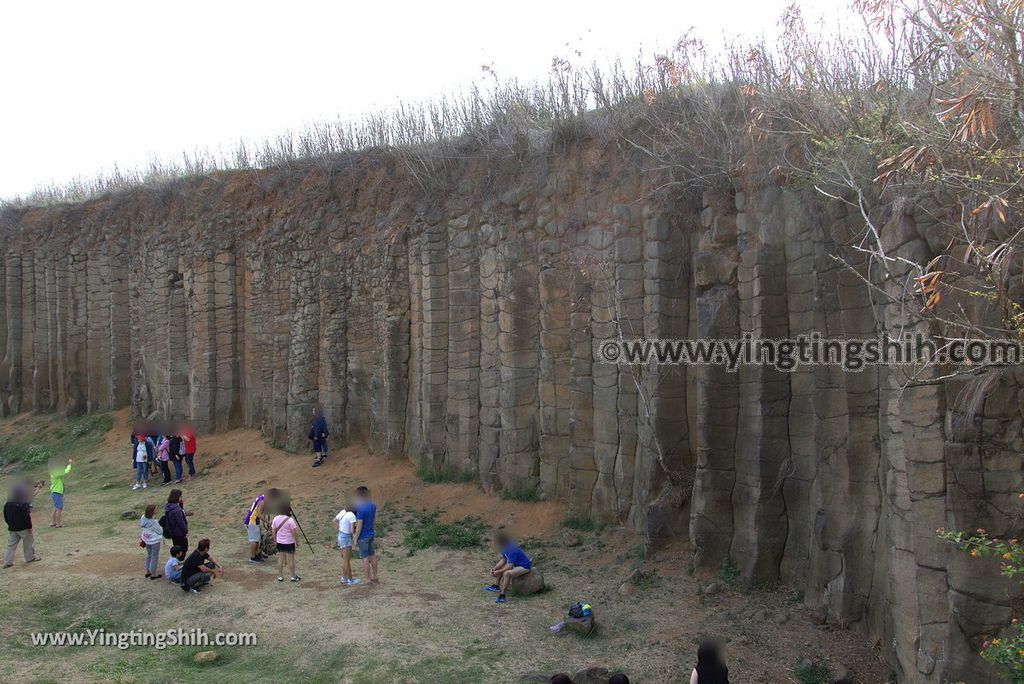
[145,542,161,575]
[184,453,195,476]
[172,459,183,480]
[135,461,148,483]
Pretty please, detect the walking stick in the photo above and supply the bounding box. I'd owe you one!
[289,507,315,554]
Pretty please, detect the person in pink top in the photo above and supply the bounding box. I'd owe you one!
[271,510,300,582]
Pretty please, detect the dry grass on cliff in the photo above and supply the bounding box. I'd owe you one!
[0,410,890,683]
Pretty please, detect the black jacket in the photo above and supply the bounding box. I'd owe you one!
[4,500,32,532]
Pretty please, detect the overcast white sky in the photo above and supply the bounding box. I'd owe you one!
[0,0,849,199]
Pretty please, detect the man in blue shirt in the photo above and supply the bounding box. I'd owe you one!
[353,485,378,584]
[486,530,532,603]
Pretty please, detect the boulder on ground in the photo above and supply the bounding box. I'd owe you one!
[193,651,219,664]
[509,569,545,595]
[564,614,595,637]
[573,666,610,684]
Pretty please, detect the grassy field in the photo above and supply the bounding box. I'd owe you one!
[0,411,888,683]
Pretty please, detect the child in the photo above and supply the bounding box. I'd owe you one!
[334,504,359,585]
[164,545,186,583]
[132,438,148,490]
[486,530,532,604]
[271,509,300,582]
[48,457,72,528]
[140,503,163,578]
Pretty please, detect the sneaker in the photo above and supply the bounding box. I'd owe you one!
[347,578,362,585]
[311,459,323,468]
[249,556,265,563]
[290,575,301,582]
[142,482,148,489]
[181,584,191,592]
[131,484,140,490]
[484,584,501,592]
[495,595,506,604]
[277,577,284,582]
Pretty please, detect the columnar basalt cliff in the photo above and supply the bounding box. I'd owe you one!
[1,136,1020,682]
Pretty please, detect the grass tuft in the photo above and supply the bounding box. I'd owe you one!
[402,512,489,552]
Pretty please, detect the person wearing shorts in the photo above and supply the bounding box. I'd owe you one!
[272,511,300,582]
[334,505,358,585]
[244,492,266,563]
[486,531,532,603]
[48,458,72,528]
[353,486,378,584]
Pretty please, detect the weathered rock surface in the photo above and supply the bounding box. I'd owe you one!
[0,139,1020,683]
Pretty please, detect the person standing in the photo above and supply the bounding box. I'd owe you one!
[140,504,163,579]
[3,481,43,567]
[48,457,72,528]
[167,432,184,483]
[156,437,172,485]
[163,489,189,553]
[180,424,197,481]
[132,437,149,490]
[309,406,329,468]
[353,485,378,584]
[334,503,359,585]
[272,508,301,582]
[244,491,266,563]
[690,639,730,684]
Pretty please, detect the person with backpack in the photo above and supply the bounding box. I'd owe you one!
[162,489,189,553]
[309,406,329,468]
[140,503,163,579]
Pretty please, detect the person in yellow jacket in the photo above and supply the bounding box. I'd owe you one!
[48,458,72,528]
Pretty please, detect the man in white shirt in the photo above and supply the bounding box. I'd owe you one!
[334,505,359,585]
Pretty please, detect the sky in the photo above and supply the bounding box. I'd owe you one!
[0,0,850,199]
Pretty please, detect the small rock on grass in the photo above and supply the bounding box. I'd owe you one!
[703,581,724,596]
[120,511,137,519]
[830,664,853,684]
[193,651,219,664]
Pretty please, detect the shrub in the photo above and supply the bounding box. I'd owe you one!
[793,659,829,684]
[499,484,540,502]
[402,512,488,552]
[415,461,475,484]
[940,524,1024,682]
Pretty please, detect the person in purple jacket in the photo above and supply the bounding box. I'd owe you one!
[163,489,189,554]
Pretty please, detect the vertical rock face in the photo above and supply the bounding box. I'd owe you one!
[0,140,1020,682]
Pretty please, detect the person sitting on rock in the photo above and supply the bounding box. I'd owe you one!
[485,530,532,604]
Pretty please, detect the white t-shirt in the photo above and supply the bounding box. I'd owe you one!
[164,556,181,577]
[334,509,357,534]
[135,442,148,463]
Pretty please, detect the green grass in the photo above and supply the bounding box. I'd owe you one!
[499,484,540,502]
[718,557,741,586]
[0,412,114,468]
[415,461,476,484]
[562,517,609,533]
[402,512,489,552]
[793,659,830,684]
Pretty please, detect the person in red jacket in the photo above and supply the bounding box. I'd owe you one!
[180,425,197,481]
